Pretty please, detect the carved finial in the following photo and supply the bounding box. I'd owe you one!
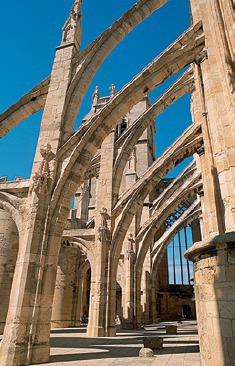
[92,86,99,107]
[97,207,111,243]
[109,84,116,98]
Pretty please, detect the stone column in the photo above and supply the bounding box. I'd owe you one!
[122,233,135,329]
[121,154,137,329]
[185,233,235,366]
[140,206,152,325]
[0,210,18,334]
[51,245,79,328]
[87,131,114,337]
[0,3,84,365]
[141,266,151,324]
[81,270,90,320]
[187,1,234,365]
[134,268,142,329]
[150,276,159,323]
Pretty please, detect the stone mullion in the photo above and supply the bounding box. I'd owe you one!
[86,131,115,337]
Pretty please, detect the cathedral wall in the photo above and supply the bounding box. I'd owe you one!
[0,209,19,334]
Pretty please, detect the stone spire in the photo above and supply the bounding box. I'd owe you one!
[61,0,83,50]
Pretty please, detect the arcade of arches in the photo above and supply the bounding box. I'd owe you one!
[0,1,234,366]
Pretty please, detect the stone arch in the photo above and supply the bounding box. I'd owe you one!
[51,242,92,328]
[135,176,202,273]
[63,0,170,132]
[49,21,204,231]
[66,236,93,257]
[0,77,49,138]
[105,131,202,333]
[111,124,202,260]
[112,68,194,202]
[0,193,23,232]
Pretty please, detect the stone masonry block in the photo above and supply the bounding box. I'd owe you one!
[143,336,163,350]
[139,347,154,358]
[166,325,177,334]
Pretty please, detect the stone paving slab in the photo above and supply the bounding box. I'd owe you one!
[36,321,200,366]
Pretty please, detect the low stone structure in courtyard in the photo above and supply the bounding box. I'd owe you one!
[166,325,177,334]
[139,347,155,358]
[143,336,164,350]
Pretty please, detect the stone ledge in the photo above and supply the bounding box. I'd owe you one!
[185,232,235,262]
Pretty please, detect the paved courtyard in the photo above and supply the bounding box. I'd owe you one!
[37,321,200,366]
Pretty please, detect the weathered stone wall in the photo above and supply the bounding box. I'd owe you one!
[0,209,18,334]
[157,285,196,321]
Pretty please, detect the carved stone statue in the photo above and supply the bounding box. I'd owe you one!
[128,147,137,172]
[30,143,53,195]
[125,233,135,260]
[109,84,116,98]
[92,86,99,107]
[97,207,111,243]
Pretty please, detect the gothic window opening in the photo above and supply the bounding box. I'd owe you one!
[115,118,128,139]
[167,226,194,285]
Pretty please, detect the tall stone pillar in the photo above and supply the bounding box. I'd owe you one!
[51,245,79,328]
[135,269,142,329]
[141,265,151,324]
[122,234,135,329]
[185,234,235,366]
[0,2,84,365]
[121,155,137,329]
[0,210,18,334]
[72,261,91,326]
[79,269,90,321]
[186,1,234,365]
[140,206,152,325]
[87,131,114,337]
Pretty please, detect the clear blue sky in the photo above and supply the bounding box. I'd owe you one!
[0,0,191,181]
